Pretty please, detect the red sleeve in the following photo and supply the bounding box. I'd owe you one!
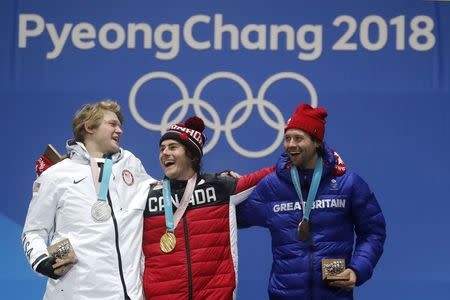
[234,166,275,194]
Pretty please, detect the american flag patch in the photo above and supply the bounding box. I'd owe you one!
[32,182,41,193]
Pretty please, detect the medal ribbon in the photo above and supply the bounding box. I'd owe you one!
[163,174,197,233]
[95,157,113,202]
[162,180,174,233]
[90,159,101,194]
[290,157,323,221]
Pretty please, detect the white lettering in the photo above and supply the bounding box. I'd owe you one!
[206,187,216,202]
[286,202,293,211]
[273,199,347,213]
[148,196,160,212]
[214,14,239,50]
[154,24,179,60]
[297,24,322,61]
[314,200,323,209]
[172,194,180,207]
[273,204,280,212]
[184,15,211,50]
[127,23,152,48]
[194,189,206,204]
[331,199,337,208]
[187,187,217,207]
[17,14,435,61]
[169,124,203,143]
[18,14,45,48]
[273,201,304,213]
[46,23,73,59]
[71,23,96,50]
[99,22,126,50]
[241,24,266,50]
[270,25,295,50]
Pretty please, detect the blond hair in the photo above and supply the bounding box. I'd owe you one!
[72,100,123,142]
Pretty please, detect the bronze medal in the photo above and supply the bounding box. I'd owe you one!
[297,219,311,241]
[160,232,176,253]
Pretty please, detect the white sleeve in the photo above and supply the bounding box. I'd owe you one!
[22,172,60,272]
[124,150,156,184]
[229,186,255,206]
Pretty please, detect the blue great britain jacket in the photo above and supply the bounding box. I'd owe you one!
[237,144,386,299]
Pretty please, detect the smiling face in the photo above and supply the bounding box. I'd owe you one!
[284,128,321,169]
[159,139,195,180]
[85,110,122,157]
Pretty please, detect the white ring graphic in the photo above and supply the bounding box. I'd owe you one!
[129,71,318,158]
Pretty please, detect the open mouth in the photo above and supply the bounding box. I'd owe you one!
[288,151,301,158]
[163,160,175,167]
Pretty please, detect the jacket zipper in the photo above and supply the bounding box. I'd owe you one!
[308,236,314,300]
[183,215,193,300]
[108,192,131,300]
[302,175,314,300]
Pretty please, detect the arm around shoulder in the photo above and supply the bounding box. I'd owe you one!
[236,175,273,229]
[234,165,275,193]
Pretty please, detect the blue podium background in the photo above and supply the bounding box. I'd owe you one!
[2,1,450,299]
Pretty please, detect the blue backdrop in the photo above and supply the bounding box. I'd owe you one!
[2,0,450,299]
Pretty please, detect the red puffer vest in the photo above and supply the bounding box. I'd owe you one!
[142,169,274,300]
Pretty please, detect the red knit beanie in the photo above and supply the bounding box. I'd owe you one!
[285,103,328,141]
[160,116,207,158]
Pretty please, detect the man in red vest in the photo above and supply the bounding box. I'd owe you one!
[141,115,273,300]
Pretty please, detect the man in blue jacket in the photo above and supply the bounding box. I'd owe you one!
[237,103,386,299]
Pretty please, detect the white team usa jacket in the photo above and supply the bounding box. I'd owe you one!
[22,141,155,300]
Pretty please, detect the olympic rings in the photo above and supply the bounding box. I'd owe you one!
[129,71,317,158]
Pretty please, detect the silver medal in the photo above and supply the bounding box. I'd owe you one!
[91,201,111,222]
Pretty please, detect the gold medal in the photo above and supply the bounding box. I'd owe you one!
[160,232,176,253]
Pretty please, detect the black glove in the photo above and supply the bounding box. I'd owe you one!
[36,256,61,280]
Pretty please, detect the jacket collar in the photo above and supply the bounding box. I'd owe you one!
[66,139,124,164]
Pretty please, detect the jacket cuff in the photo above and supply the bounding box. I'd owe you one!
[31,253,48,271]
[347,259,373,286]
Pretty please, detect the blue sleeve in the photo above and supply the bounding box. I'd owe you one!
[236,178,270,228]
[347,174,386,286]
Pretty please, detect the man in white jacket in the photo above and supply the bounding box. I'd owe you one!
[22,100,155,300]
